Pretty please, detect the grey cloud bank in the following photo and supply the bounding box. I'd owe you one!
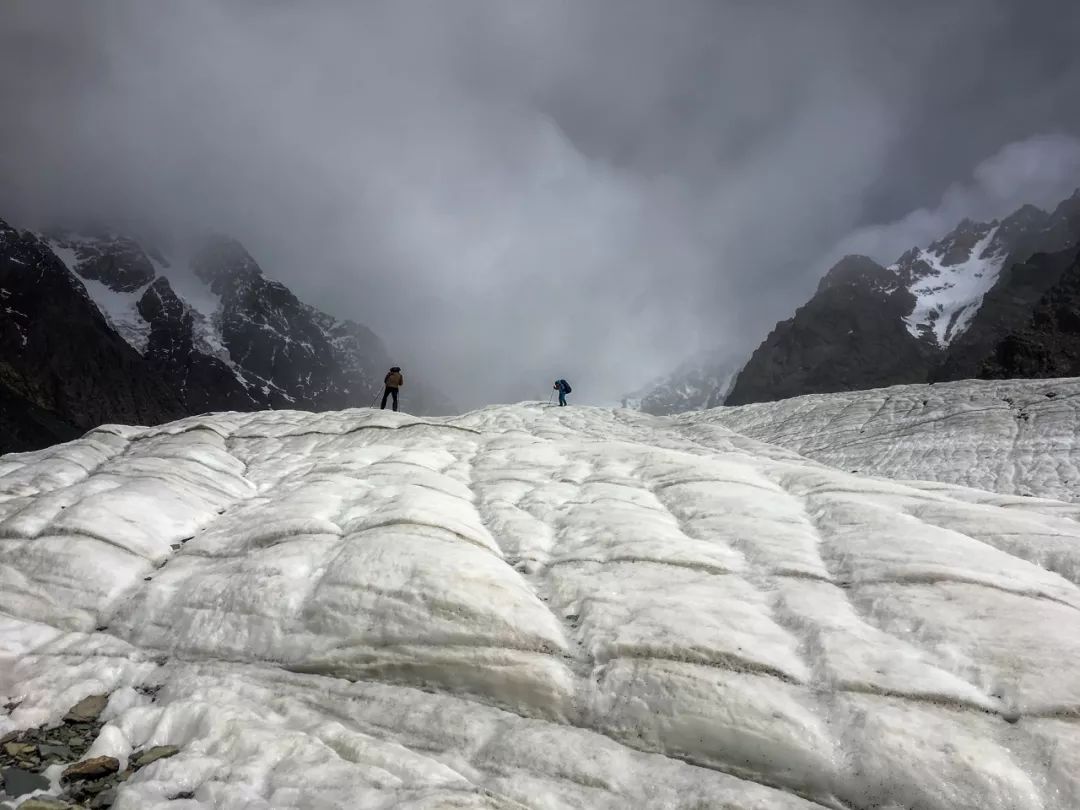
[2,0,1079,408]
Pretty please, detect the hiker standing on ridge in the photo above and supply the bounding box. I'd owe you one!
[382,367,403,411]
[553,378,572,407]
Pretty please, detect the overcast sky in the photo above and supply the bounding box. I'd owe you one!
[3,1,1080,407]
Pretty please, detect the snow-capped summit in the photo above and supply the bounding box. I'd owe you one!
[896,219,1006,347]
[725,188,1080,406]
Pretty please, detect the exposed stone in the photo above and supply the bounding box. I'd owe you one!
[61,756,119,783]
[36,744,73,763]
[1,766,49,797]
[68,777,112,798]
[16,798,77,810]
[2,742,36,759]
[89,788,116,809]
[131,745,179,769]
[62,695,107,724]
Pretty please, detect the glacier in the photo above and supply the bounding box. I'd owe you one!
[711,377,1080,502]
[2,399,1080,809]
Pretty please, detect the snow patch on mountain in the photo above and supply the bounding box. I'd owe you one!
[3,401,1080,808]
[49,234,233,365]
[899,224,1008,346]
[48,238,156,353]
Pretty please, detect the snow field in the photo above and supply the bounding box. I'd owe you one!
[3,402,1080,808]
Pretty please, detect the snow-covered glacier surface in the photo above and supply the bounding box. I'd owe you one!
[4,403,1080,809]
[709,377,1080,502]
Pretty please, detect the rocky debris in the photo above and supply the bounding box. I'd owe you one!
[132,685,162,702]
[129,746,178,769]
[0,697,107,806]
[0,692,186,809]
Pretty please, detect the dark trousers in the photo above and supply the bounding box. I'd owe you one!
[558,390,567,406]
[381,386,399,411]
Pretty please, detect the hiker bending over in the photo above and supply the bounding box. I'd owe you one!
[553,378,572,407]
[382,367,403,411]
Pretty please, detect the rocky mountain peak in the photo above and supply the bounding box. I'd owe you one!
[816,255,891,294]
[981,203,1049,260]
[927,218,996,266]
[55,233,157,292]
[192,235,262,291]
[0,217,18,243]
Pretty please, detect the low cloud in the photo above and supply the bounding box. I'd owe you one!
[828,134,1080,268]
[2,1,1079,406]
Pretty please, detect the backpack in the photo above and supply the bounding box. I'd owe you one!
[558,379,572,394]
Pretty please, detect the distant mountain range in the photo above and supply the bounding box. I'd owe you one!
[621,349,743,415]
[0,221,451,454]
[626,188,1080,413]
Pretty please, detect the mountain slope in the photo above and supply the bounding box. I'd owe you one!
[935,193,1080,380]
[46,230,397,413]
[725,255,935,405]
[4,402,1080,808]
[0,220,187,452]
[978,248,1080,379]
[727,190,1080,406]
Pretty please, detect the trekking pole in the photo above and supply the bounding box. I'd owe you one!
[548,390,554,404]
[370,390,380,409]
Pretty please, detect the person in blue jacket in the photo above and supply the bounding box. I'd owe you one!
[553,378,572,407]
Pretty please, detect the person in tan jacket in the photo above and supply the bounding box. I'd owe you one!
[381,367,403,411]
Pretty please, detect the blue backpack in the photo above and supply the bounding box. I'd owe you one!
[557,379,572,394]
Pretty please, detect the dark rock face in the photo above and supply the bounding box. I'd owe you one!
[0,220,186,455]
[727,190,1080,406]
[726,256,934,406]
[136,276,256,414]
[52,232,156,292]
[926,218,996,267]
[934,192,1080,381]
[979,248,1080,379]
[190,235,386,409]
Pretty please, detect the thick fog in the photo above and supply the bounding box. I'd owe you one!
[2,1,1080,407]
